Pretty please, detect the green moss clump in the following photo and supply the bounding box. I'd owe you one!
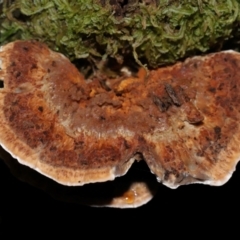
[1,0,240,68]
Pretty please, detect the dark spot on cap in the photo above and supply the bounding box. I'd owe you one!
[38,106,44,112]
[0,80,4,88]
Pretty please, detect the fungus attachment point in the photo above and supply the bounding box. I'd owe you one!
[1,40,240,207]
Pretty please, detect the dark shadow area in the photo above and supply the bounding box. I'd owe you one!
[0,146,158,207]
[1,150,240,234]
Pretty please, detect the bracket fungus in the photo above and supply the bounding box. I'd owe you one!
[1,40,240,207]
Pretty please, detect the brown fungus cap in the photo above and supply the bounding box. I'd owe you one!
[0,40,240,195]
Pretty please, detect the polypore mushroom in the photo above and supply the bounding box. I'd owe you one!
[1,40,240,207]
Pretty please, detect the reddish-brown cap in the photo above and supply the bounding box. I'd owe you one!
[1,41,240,207]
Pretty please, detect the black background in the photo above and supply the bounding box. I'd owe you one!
[1,154,240,235]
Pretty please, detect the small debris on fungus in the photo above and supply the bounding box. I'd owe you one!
[1,40,240,208]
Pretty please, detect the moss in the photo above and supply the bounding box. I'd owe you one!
[1,0,240,68]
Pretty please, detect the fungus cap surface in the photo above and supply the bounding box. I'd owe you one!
[1,41,240,207]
